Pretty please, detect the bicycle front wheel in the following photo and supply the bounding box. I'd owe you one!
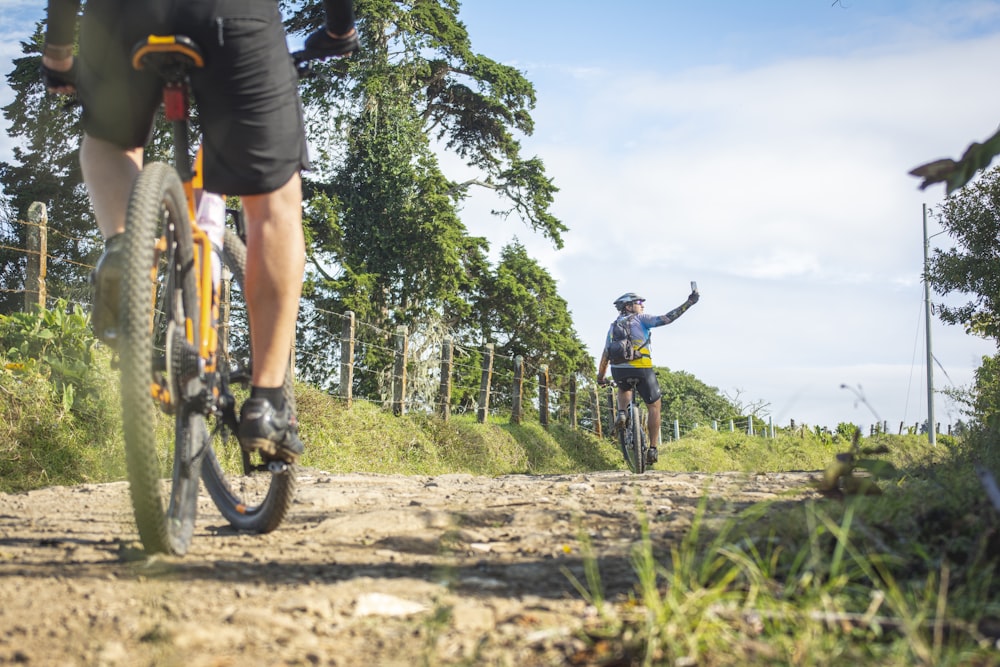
[119,162,205,555]
[619,409,640,474]
[629,404,646,474]
[200,228,297,532]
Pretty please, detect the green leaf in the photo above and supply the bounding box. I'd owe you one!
[853,458,899,480]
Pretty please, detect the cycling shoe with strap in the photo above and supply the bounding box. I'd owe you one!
[238,398,305,464]
[90,233,126,348]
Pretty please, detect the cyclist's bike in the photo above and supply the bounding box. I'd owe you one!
[608,378,649,474]
[119,35,311,555]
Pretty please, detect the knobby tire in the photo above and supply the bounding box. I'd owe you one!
[619,405,642,474]
[119,162,204,555]
[199,228,296,532]
[629,404,646,474]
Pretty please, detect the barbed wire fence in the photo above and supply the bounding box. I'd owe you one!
[5,203,956,442]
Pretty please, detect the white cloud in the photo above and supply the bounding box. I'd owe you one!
[458,23,1000,427]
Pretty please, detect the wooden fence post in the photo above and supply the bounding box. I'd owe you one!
[568,375,577,428]
[392,325,408,416]
[510,355,523,424]
[340,311,355,407]
[477,343,494,424]
[24,202,47,311]
[438,337,453,421]
[608,386,616,434]
[538,364,549,427]
[592,386,602,438]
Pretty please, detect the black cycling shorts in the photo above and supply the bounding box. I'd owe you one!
[610,367,662,405]
[77,0,308,195]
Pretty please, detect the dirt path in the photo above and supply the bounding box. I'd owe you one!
[0,469,818,666]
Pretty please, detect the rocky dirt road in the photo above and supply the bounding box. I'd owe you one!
[0,469,817,666]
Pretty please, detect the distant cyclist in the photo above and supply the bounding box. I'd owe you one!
[596,289,699,465]
[40,0,357,463]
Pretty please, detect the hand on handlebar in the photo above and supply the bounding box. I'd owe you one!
[597,376,612,387]
[40,59,77,94]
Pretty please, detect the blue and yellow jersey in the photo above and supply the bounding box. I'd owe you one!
[605,300,694,369]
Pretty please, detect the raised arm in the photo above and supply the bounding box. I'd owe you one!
[655,291,699,326]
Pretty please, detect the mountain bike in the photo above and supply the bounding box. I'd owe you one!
[610,377,649,474]
[118,35,312,555]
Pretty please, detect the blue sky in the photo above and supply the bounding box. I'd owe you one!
[4,1,1000,430]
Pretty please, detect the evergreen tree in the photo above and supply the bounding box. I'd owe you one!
[0,24,95,313]
[926,166,1000,343]
[285,0,564,323]
[475,241,591,385]
[0,24,192,314]
[285,0,573,396]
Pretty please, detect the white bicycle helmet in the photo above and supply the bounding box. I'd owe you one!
[613,292,644,312]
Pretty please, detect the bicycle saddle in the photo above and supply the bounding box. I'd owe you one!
[130,35,204,81]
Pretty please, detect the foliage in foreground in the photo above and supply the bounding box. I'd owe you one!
[0,302,124,491]
[567,432,1000,666]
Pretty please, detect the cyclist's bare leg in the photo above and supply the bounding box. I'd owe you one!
[80,134,142,239]
[647,398,662,447]
[241,172,305,390]
[617,388,631,412]
[79,134,143,342]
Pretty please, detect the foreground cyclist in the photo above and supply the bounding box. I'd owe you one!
[596,290,699,466]
[41,0,357,463]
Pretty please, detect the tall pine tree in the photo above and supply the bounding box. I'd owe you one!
[0,24,95,312]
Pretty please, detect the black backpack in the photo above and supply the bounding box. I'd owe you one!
[606,314,646,364]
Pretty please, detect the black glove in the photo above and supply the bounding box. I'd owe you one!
[40,61,77,91]
[688,291,700,305]
[597,376,610,387]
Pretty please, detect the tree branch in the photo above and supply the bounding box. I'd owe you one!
[446,178,499,197]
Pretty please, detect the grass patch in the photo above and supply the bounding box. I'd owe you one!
[296,384,622,476]
[570,434,1000,666]
[0,346,124,492]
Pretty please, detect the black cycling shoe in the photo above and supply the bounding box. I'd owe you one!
[90,234,126,347]
[300,27,359,59]
[646,447,658,465]
[238,398,305,464]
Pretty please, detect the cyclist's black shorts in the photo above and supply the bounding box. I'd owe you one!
[610,366,661,404]
[76,0,308,196]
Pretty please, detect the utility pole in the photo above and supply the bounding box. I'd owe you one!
[923,203,936,445]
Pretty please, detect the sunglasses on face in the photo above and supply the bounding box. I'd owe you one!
[631,300,645,306]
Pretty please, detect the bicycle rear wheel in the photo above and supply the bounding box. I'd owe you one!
[119,162,205,555]
[200,228,297,532]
